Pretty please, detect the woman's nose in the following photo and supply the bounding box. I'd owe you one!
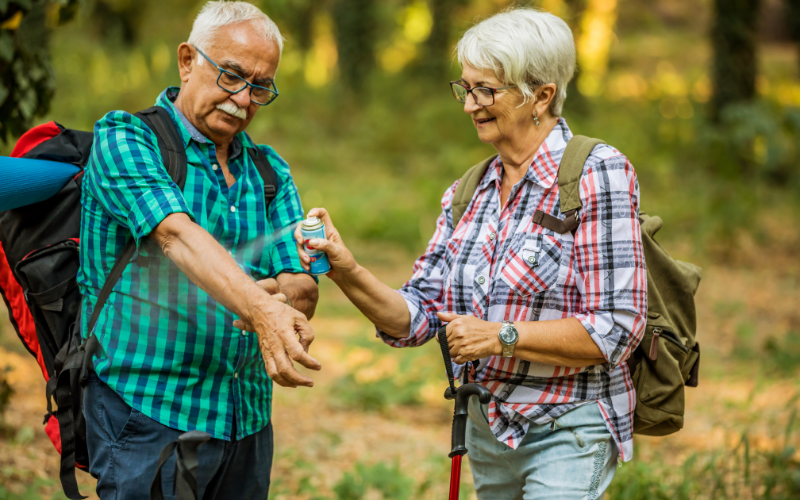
[463,95,481,114]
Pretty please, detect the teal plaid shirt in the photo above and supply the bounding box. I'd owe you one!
[77,87,307,440]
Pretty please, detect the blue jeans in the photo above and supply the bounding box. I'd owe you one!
[83,373,273,500]
[466,398,617,500]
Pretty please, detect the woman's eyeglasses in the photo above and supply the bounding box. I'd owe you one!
[449,81,516,107]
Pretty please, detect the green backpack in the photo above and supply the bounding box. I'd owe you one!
[451,135,702,436]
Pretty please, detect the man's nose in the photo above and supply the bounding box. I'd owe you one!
[231,89,251,109]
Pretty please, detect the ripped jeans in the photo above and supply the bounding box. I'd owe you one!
[465,398,617,500]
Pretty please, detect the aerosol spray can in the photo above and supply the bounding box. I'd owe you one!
[300,216,331,275]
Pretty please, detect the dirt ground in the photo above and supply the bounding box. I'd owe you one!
[1,240,798,499]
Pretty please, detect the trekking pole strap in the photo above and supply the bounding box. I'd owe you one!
[437,326,457,395]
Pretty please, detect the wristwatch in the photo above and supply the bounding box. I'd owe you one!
[498,321,519,358]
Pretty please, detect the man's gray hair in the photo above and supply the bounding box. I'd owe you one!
[188,1,284,53]
[456,8,576,116]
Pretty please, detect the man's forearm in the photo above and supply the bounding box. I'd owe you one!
[150,213,273,324]
[331,265,412,338]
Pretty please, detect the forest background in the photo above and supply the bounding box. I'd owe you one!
[0,0,799,498]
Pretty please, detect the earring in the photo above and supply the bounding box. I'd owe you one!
[534,111,540,127]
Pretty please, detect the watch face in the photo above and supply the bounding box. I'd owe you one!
[499,325,518,344]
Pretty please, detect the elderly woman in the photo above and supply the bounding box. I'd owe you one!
[296,8,646,499]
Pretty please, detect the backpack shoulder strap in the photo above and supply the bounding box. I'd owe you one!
[247,146,278,208]
[559,135,604,213]
[532,135,604,234]
[134,106,188,189]
[87,106,188,336]
[452,155,497,227]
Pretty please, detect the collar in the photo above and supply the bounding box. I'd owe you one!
[478,117,574,192]
[156,87,252,160]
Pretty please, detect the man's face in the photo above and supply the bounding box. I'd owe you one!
[176,20,280,145]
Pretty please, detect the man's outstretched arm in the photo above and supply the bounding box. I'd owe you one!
[150,212,321,388]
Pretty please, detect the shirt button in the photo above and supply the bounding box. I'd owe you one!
[230,206,236,213]
[212,164,219,171]
[477,276,486,285]
[489,232,496,240]
[528,256,537,264]
[234,372,239,379]
[241,330,247,336]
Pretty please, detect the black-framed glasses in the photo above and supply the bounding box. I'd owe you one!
[193,45,279,106]
[450,80,516,107]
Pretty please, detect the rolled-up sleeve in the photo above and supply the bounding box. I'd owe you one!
[377,182,458,347]
[84,111,193,245]
[572,152,647,368]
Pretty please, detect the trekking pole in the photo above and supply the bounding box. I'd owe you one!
[437,326,492,500]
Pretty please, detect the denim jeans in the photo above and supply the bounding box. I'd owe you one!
[83,373,273,500]
[466,398,617,500]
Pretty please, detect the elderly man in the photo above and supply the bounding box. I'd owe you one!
[77,2,316,498]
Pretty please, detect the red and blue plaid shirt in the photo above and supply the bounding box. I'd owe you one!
[379,119,647,461]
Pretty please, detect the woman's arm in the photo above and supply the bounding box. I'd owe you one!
[294,208,412,338]
[438,312,605,367]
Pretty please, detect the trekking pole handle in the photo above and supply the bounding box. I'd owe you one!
[448,383,492,458]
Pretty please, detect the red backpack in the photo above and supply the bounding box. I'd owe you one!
[0,108,278,499]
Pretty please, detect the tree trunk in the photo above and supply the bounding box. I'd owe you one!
[331,0,377,93]
[787,0,800,72]
[422,0,467,80]
[710,0,761,122]
[562,0,589,116]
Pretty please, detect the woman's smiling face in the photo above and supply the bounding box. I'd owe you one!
[459,65,535,146]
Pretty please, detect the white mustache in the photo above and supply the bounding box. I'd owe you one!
[216,102,247,120]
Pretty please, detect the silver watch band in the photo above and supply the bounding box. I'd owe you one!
[500,321,517,358]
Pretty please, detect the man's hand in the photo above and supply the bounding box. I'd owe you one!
[256,278,288,304]
[437,312,501,364]
[234,297,320,388]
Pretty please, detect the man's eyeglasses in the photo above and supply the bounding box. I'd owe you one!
[193,45,279,106]
[450,80,516,107]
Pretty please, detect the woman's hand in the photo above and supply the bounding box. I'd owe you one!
[294,208,358,282]
[437,312,502,364]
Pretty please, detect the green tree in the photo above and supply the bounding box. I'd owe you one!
[331,0,377,93]
[0,0,79,141]
[710,0,761,122]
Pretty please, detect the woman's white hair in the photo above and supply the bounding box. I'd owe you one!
[456,8,576,116]
[188,1,284,53]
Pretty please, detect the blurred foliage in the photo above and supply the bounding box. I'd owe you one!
[333,461,414,500]
[0,477,65,500]
[609,405,800,499]
[0,0,79,141]
[330,332,443,412]
[0,366,12,426]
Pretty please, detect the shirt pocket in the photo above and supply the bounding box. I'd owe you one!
[500,232,562,297]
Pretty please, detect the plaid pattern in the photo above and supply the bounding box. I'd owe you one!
[379,119,647,461]
[77,88,307,440]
